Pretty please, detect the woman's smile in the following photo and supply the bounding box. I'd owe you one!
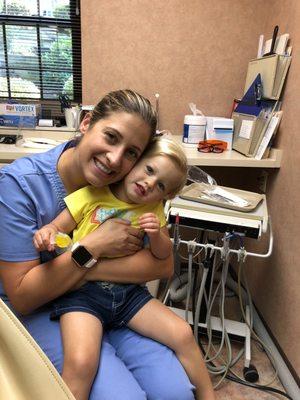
[93,157,114,176]
[76,112,151,189]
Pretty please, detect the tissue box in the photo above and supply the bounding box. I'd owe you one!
[0,103,40,128]
[206,117,234,150]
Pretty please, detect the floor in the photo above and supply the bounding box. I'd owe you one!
[208,338,285,399]
[202,297,286,399]
[159,284,287,400]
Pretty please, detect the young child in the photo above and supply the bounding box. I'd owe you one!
[34,137,215,400]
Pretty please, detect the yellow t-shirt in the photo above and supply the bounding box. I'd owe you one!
[64,185,166,243]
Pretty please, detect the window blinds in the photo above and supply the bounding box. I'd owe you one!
[0,0,81,102]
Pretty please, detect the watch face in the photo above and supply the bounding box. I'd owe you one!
[72,246,93,266]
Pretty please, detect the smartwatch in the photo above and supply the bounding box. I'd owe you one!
[71,242,97,269]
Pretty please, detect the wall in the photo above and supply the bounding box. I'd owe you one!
[81,0,300,375]
[245,0,300,376]
[81,0,269,132]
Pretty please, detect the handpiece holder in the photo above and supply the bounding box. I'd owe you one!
[172,216,273,261]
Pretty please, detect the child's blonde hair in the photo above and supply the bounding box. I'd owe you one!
[143,137,188,198]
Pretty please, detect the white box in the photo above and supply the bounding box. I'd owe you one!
[0,103,40,128]
[206,117,234,150]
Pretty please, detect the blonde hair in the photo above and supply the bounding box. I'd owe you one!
[143,137,188,198]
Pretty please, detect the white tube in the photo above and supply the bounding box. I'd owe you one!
[169,273,188,302]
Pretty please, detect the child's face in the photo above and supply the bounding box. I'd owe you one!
[122,155,182,204]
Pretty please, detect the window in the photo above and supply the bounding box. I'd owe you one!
[0,0,81,102]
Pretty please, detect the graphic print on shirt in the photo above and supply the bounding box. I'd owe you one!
[91,207,137,225]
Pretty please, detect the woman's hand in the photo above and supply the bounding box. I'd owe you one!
[79,218,144,259]
[33,224,58,252]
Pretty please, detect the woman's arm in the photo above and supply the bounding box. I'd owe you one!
[0,219,144,315]
[85,249,174,284]
[0,241,172,315]
[0,253,88,315]
[85,227,174,284]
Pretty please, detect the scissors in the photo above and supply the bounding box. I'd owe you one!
[58,94,71,113]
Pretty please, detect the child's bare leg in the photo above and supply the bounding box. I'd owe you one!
[60,312,103,400]
[127,299,215,400]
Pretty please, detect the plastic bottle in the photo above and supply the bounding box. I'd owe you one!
[54,232,73,255]
[183,103,206,145]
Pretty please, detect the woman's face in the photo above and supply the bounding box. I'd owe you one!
[75,112,151,188]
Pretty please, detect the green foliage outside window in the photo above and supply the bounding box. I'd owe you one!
[0,1,78,100]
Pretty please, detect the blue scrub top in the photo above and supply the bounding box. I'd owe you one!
[0,141,74,297]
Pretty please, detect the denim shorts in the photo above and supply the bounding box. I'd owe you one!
[50,282,153,329]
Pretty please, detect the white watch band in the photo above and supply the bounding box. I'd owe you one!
[85,258,98,269]
[71,241,80,252]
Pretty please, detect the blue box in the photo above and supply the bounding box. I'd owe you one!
[0,103,39,128]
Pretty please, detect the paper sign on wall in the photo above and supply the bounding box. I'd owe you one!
[239,120,254,139]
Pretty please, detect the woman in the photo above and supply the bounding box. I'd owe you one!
[0,90,196,399]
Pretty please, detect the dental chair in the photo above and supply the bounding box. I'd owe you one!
[0,299,75,400]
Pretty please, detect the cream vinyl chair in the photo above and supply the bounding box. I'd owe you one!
[0,299,75,400]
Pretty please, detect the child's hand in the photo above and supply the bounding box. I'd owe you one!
[138,213,160,237]
[33,224,58,252]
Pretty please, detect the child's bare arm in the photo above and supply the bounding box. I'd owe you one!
[33,208,77,252]
[148,226,172,259]
[51,207,77,234]
[139,213,172,260]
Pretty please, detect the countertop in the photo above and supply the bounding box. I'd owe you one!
[0,129,282,168]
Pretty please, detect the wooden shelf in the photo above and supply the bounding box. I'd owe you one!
[173,136,281,168]
[0,126,76,132]
[0,132,282,168]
